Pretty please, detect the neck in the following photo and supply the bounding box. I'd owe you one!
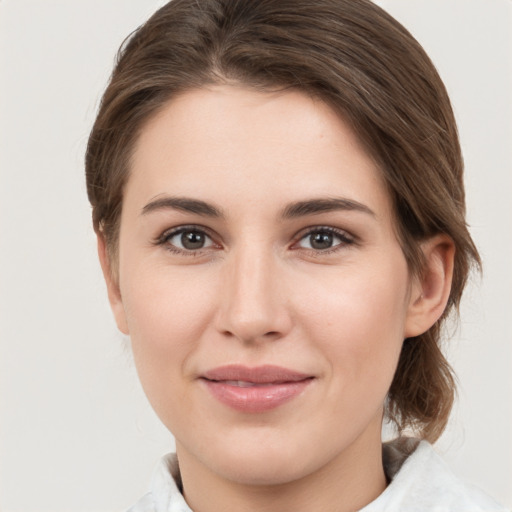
[177,419,387,512]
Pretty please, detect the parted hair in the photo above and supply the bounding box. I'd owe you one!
[86,0,480,442]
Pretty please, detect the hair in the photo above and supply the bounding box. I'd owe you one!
[86,0,480,442]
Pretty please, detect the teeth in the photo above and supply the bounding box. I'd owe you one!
[225,380,256,387]
[224,380,275,387]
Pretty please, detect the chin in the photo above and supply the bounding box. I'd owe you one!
[213,449,310,486]
[192,428,335,486]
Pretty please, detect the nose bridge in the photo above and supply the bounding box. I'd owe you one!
[217,239,289,342]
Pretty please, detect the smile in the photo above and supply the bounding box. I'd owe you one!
[222,380,288,387]
[200,365,314,413]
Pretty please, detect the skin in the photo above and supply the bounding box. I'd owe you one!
[99,85,454,512]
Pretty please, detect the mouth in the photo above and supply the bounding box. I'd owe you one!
[200,365,314,413]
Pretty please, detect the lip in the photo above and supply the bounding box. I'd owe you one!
[200,364,314,413]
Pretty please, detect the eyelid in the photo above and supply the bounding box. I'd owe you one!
[153,224,355,256]
[290,225,355,251]
[154,224,221,254]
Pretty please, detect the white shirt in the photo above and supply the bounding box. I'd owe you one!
[127,438,508,512]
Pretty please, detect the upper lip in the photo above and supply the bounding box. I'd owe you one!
[201,364,313,384]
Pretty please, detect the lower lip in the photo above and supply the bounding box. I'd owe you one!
[202,379,313,413]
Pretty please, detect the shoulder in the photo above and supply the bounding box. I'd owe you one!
[127,492,156,512]
[126,454,192,512]
[128,445,508,512]
[361,438,508,512]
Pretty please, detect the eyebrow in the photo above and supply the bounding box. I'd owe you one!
[141,195,375,220]
[141,196,224,218]
[281,197,375,219]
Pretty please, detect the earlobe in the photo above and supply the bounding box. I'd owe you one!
[404,235,455,338]
[97,234,130,335]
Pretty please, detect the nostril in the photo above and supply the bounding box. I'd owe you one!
[220,328,284,344]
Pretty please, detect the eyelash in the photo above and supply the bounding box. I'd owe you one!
[154,224,217,256]
[293,226,355,255]
[154,225,355,256]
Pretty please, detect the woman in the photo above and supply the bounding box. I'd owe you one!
[85,0,507,510]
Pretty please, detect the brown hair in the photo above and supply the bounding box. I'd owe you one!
[86,0,480,442]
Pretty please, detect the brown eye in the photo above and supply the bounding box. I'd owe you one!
[181,231,206,250]
[296,228,353,251]
[163,228,215,252]
[309,232,334,250]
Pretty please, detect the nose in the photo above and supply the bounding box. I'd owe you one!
[215,243,292,344]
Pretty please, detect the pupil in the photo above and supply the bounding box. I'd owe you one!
[181,231,205,249]
[311,232,333,250]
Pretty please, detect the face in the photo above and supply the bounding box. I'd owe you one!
[106,85,423,486]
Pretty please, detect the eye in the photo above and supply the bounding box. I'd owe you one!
[295,227,353,251]
[158,226,216,253]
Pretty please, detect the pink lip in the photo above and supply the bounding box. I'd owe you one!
[201,365,314,413]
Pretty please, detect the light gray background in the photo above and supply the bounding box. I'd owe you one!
[0,1,510,511]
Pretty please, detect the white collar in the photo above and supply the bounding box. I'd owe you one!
[128,438,507,512]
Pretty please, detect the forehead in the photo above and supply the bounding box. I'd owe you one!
[127,85,392,221]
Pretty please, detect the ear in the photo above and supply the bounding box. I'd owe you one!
[97,234,129,335]
[404,234,455,338]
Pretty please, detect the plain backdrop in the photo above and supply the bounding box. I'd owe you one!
[0,1,511,511]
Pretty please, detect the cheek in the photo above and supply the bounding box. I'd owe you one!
[297,262,409,397]
[121,253,218,334]
[119,262,218,400]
